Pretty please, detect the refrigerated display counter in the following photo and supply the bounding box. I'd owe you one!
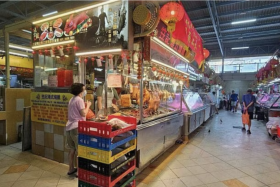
[199,93,213,122]
[182,92,207,134]
[262,93,280,121]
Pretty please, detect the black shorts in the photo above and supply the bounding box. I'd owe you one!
[248,112,253,119]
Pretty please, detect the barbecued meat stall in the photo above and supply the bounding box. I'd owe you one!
[262,93,280,121]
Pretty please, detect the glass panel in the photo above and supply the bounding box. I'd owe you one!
[264,94,280,108]
[259,94,272,104]
[183,92,204,112]
[33,46,77,88]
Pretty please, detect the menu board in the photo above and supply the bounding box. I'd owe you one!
[107,73,122,88]
[32,1,129,51]
[31,92,72,126]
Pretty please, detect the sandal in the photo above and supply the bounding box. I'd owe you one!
[67,168,77,175]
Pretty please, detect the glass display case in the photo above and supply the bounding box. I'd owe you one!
[264,93,280,108]
[199,93,212,106]
[258,93,271,105]
[183,92,205,113]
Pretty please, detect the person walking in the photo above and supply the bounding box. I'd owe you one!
[212,91,219,114]
[230,90,238,113]
[66,83,92,176]
[242,89,256,134]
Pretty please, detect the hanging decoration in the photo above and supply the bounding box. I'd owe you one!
[159,2,184,36]
[203,48,210,59]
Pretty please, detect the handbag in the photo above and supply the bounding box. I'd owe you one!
[242,110,250,125]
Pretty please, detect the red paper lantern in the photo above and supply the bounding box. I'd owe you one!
[160,2,184,34]
[152,67,157,71]
[203,48,210,59]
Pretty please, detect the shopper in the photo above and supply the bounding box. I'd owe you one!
[242,89,256,134]
[230,90,238,113]
[66,83,91,176]
[212,91,219,114]
[254,90,260,119]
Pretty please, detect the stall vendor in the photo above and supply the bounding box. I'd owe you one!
[96,84,120,115]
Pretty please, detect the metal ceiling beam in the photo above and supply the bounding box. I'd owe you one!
[0,9,27,19]
[204,34,280,46]
[206,0,224,56]
[196,14,280,31]
[201,27,280,38]
[192,2,280,23]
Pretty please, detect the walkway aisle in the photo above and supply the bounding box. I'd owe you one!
[136,111,280,187]
[0,146,77,187]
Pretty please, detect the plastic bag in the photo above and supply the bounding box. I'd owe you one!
[85,103,95,120]
[242,111,249,125]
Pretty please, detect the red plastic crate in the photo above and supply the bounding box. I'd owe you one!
[78,116,137,138]
[277,125,280,138]
[78,160,135,187]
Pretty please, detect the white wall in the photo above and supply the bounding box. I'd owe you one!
[224,80,252,101]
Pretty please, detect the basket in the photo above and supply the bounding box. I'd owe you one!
[78,116,137,138]
[78,153,135,176]
[78,160,135,187]
[78,130,136,151]
[78,139,137,164]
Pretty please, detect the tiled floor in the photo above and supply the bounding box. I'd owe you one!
[0,110,279,187]
[137,110,280,187]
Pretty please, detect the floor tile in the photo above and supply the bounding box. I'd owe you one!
[195,173,219,184]
[0,172,23,183]
[11,179,38,187]
[207,182,228,187]
[4,164,30,174]
[34,177,60,187]
[18,170,44,181]
[270,183,280,187]
[223,179,249,187]
[187,165,208,175]
[252,173,279,185]
[172,168,193,177]
[0,181,15,187]
[158,169,178,180]
[238,176,266,187]
[162,178,187,187]
[147,180,166,187]
[211,170,235,181]
[180,175,204,187]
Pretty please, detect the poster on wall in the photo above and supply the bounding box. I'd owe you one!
[32,0,129,51]
[31,92,72,126]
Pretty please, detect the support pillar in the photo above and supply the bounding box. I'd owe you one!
[4,30,9,88]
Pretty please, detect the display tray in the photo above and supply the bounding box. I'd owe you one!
[264,94,280,108]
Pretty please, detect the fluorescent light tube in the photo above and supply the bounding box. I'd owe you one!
[231,19,256,25]
[231,47,249,50]
[32,40,75,49]
[45,68,58,71]
[76,49,122,56]
[151,37,189,63]
[151,59,189,76]
[22,29,31,34]
[42,11,58,17]
[33,0,119,24]
[9,44,33,52]
[9,52,28,57]
[0,50,28,57]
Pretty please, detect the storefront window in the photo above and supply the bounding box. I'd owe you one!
[33,47,78,88]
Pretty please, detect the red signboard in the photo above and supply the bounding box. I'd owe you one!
[172,10,204,68]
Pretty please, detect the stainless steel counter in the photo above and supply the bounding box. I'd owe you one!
[136,113,184,173]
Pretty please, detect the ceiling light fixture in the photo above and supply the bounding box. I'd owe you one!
[33,0,119,24]
[9,44,33,52]
[0,50,29,57]
[31,40,75,49]
[231,19,256,25]
[151,59,189,76]
[22,29,31,34]
[42,11,58,17]
[75,48,122,56]
[231,47,249,50]
[152,37,189,63]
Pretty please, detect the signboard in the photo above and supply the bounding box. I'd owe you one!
[31,92,72,126]
[107,73,122,88]
[32,1,129,51]
[143,36,151,61]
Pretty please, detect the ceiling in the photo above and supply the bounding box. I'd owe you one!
[181,1,280,59]
[0,1,279,59]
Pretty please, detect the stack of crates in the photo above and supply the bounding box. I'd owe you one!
[77,115,137,187]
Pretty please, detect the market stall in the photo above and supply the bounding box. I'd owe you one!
[30,1,208,176]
